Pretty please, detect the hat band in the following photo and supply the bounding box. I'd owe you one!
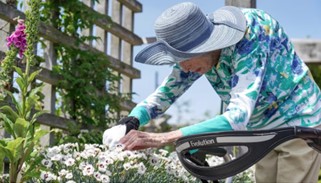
[213,21,245,32]
[207,14,245,32]
[174,25,213,51]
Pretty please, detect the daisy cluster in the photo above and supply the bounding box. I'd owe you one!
[29,143,199,183]
[1,143,254,183]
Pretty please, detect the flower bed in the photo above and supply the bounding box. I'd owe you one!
[1,143,255,182]
[27,143,198,183]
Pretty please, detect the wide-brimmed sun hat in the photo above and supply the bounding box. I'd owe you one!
[135,2,246,65]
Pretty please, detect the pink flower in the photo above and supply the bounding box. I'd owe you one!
[6,19,27,58]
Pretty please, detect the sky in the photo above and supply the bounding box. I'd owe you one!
[131,0,321,124]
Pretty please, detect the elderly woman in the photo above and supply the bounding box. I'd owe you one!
[103,2,321,183]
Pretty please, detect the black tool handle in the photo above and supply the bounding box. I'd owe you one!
[175,126,321,181]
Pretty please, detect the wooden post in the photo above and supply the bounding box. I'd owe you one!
[110,0,122,119]
[225,0,256,8]
[82,0,94,46]
[120,5,133,117]
[95,0,108,53]
[95,0,108,122]
[41,39,57,146]
[110,0,121,62]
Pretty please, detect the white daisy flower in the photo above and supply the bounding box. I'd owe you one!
[94,172,102,181]
[123,162,131,170]
[58,169,68,176]
[137,162,146,175]
[41,159,52,168]
[82,164,95,176]
[100,174,110,183]
[66,181,76,183]
[40,171,57,181]
[97,162,107,172]
[51,154,62,161]
[65,173,73,179]
[65,158,75,166]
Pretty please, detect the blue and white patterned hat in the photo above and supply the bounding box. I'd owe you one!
[135,2,246,65]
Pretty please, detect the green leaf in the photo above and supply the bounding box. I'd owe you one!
[21,166,41,182]
[0,139,9,173]
[0,105,19,122]
[13,66,24,77]
[26,85,44,112]
[34,128,49,142]
[16,77,26,92]
[22,141,34,166]
[0,143,14,162]
[0,113,15,136]
[6,137,24,162]
[6,92,23,116]
[28,69,42,83]
[14,118,29,138]
[21,151,43,181]
[0,139,7,146]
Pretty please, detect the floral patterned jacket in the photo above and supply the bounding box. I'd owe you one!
[129,8,321,136]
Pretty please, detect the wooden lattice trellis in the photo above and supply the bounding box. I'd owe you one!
[0,0,143,145]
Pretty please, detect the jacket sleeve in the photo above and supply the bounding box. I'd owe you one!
[129,64,202,126]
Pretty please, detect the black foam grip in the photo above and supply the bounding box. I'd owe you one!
[118,116,140,134]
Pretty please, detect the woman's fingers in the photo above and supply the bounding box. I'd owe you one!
[120,130,162,150]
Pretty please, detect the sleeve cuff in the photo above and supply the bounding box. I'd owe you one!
[179,115,233,136]
[129,106,151,126]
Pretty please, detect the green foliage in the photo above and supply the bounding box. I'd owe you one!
[52,128,104,145]
[53,48,121,126]
[0,1,48,182]
[0,46,19,100]
[39,0,125,144]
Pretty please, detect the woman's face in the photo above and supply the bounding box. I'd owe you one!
[179,50,221,74]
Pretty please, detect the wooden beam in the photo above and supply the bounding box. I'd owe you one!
[37,113,76,130]
[0,100,76,130]
[78,2,143,45]
[0,1,141,79]
[117,0,142,13]
[292,39,321,64]
[141,37,157,44]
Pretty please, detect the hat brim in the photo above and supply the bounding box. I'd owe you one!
[135,6,246,65]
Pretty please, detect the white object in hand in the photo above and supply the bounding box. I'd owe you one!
[102,124,127,147]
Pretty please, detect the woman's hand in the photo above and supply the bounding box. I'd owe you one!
[119,130,183,150]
